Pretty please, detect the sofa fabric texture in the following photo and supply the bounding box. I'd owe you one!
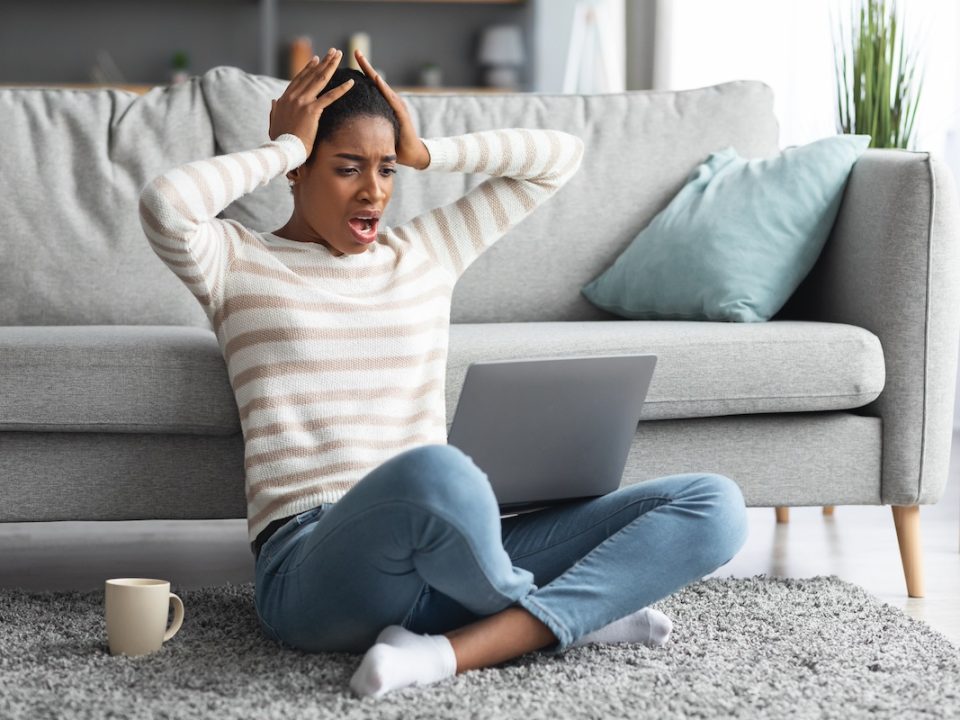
[0,412,881,523]
[2,66,958,525]
[199,67,784,324]
[0,82,214,328]
[581,134,873,322]
[777,150,960,505]
[0,320,884,434]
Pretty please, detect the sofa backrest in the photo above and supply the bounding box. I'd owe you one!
[2,67,780,328]
[0,80,216,328]
[436,82,781,322]
[205,67,782,324]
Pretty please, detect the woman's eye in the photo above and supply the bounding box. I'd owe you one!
[338,168,397,176]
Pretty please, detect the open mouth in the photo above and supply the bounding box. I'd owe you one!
[347,217,379,244]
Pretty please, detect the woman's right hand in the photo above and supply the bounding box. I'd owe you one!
[269,48,355,155]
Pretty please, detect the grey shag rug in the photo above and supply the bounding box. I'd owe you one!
[1,574,958,719]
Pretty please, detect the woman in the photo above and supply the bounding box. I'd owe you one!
[139,47,750,698]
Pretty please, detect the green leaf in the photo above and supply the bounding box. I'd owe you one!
[834,0,923,149]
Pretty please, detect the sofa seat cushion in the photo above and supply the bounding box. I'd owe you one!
[0,326,238,435]
[0,320,884,436]
[445,319,884,425]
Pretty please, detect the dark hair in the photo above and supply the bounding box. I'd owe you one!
[308,68,401,164]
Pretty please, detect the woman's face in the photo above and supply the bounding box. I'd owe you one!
[285,115,397,256]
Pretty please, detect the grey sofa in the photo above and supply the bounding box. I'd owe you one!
[2,67,958,598]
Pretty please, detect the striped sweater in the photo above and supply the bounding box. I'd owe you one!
[138,126,584,552]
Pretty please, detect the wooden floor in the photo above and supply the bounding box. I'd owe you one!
[2,435,958,647]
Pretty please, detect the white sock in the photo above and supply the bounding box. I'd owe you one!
[349,625,457,698]
[572,607,673,648]
[374,624,423,648]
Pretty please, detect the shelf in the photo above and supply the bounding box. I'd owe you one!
[256,0,530,80]
[0,0,531,88]
[0,82,524,95]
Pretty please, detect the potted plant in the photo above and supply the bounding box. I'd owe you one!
[832,0,924,149]
[171,51,190,85]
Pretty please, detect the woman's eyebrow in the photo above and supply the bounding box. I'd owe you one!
[334,152,398,162]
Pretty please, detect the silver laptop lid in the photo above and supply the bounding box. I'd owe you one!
[447,354,657,508]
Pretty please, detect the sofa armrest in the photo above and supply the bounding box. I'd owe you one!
[778,149,960,505]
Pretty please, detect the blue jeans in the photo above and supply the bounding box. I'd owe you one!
[254,444,748,655]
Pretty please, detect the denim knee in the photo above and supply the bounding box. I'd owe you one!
[381,444,498,517]
[694,473,749,567]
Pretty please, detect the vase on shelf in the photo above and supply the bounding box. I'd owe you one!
[289,36,313,79]
[347,32,370,70]
[419,63,443,87]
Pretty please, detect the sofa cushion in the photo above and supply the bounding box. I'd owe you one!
[444,319,884,427]
[0,321,883,435]
[581,134,873,323]
[199,66,781,324]
[0,326,238,435]
[0,81,216,329]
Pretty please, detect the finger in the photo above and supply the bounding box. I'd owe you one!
[288,50,332,92]
[287,53,322,90]
[297,51,340,100]
[317,78,354,108]
[305,49,343,93]
[354,49,374,78]
[355,50,389,92]
[355,50,402,108]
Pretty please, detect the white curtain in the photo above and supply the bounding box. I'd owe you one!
[562,0,626,93]
[653,0,958,159]
[531,0,625,93]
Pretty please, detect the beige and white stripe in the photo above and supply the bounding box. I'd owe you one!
[138,128,583,549]
[393,128,583,279]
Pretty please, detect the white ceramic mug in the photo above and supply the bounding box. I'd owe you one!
[104,578,184,657]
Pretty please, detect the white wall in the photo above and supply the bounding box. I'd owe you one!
[653,0,957,153]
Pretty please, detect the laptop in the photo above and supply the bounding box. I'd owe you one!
[446,354,657,516]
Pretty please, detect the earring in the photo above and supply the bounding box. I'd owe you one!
[288,179,296,187]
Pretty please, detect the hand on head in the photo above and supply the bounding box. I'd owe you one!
[269,48,354,155]
[353,50,430,170]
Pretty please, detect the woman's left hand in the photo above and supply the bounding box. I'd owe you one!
[354,49,431,170]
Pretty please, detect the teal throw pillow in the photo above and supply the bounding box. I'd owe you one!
[581,134,872,322]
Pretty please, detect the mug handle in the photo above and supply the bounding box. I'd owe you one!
[163,593,184,642]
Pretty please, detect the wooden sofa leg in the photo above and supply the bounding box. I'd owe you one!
[776,506,834,521]
[891,505,925,598]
